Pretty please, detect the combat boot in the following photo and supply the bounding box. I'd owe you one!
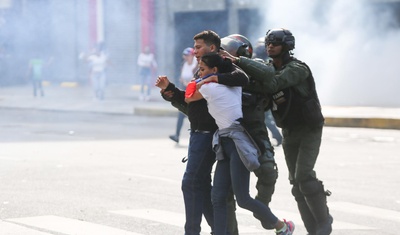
[292,185,317,234]
[302,181,333,235]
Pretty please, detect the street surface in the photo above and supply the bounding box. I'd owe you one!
[0,109,399,235]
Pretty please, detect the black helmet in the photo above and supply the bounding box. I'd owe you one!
[253,37,268,60]
[220,34,253,58]
[265,28,295,51]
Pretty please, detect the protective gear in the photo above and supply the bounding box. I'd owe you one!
[292,185,317,234]
[253,160,277,230]
[254,160,277,205]
[253,37,268,60]
[265,28,295,51]
[227,34,253,58]
[221,34,253,58]
[270,59,324,129]
[299,180,333,235]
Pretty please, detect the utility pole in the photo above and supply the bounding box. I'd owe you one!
[225,0,239,34]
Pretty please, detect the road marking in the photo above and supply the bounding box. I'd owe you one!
[111,209,266,234]
[330,201,400,223]
[5,201,394,234]
[236,207,375,230]
[7,215,143,235]
[121,172,180,185]
[0,220,53,235]
[272,209,375,230]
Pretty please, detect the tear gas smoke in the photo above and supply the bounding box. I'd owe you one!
[255,0,400,107]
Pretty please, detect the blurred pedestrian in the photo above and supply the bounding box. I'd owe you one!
[28,55,52,97]
[169,47,197,143]
[85,46,109,100]
[137,46,157,101]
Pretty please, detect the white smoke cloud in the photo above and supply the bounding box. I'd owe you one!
[257,0,400,107]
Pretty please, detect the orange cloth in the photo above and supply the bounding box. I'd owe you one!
[185,81,197,98]
[184,74,217,98]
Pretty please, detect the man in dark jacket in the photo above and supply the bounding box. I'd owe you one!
[155,30,248,235]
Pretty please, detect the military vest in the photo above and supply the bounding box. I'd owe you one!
[271,59,324,129]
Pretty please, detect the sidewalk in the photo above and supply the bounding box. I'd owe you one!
[0,83,176,116]
[0,83,399,130]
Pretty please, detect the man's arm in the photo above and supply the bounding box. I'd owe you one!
[155,76,188,115]
[217,64,249,87]
[236,57,275,83]
[162,83,189,115]
[237,57,309,94]
[184,90,203,103]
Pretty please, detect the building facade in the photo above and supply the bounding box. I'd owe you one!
[0,0,399,86]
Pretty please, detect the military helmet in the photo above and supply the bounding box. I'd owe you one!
[220,34,253,58]
[253,37,268,60]
[265,28,295,51]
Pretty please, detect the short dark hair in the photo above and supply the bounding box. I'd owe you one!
[193,30,221,50]
[200,52,232,73]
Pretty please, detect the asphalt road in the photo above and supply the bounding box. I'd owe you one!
[0,109,399,235]
[0,108,190,142]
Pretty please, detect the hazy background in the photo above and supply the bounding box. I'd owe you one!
[0,0,399,107]
[255,0,400,107]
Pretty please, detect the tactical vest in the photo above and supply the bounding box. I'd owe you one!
[271,59,324,129]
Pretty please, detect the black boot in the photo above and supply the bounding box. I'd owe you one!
[301,181,333,235]
[292,185,317,234]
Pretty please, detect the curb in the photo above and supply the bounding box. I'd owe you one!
[133,106,400,130]
[60,82,79,88]
[134,106,177,117]
[324,117,400,130]
[1,84,399,130]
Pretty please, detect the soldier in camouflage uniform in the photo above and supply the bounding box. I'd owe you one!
[223,28,333,235]
[220,34,278,230]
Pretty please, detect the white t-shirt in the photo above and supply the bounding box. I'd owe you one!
[137,53,157,68]
[88,53,107,72]
[181,59,198,84]
[199,82,242,129]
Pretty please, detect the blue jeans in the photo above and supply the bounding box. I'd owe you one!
[174,112,186,137]
[182,131,215,235]
[91,71,106,99]
[212,137,278,235]
[139,67,151,96]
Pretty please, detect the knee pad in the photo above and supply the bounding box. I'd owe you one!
[299,179,324,197]
[292,184,309,203]
[291,185,302,198]
[255,162,278,185]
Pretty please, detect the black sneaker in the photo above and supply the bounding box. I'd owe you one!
[169,135,179,143]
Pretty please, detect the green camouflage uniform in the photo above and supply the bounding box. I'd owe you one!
[237,56,332,235]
